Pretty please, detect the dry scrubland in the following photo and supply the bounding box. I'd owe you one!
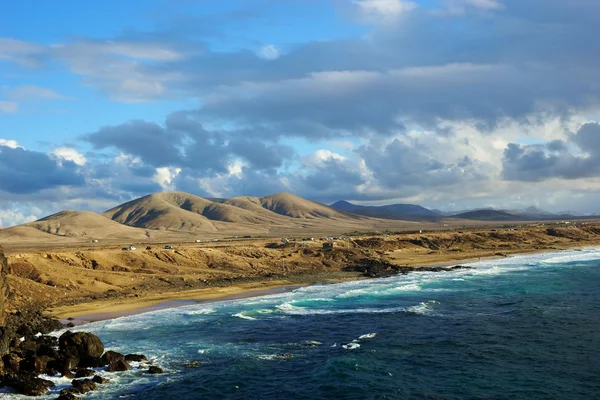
[2,223,599,319]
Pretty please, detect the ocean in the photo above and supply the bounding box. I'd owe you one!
[6,248,600,399]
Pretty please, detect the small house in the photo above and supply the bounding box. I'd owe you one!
[128,245,136,251]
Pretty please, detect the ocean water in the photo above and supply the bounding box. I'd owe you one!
[7,248,600,399]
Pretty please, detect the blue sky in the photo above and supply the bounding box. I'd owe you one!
[1,0,600,226]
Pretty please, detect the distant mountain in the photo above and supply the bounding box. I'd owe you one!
[520,206,553,216]
[330,200,440,219]
[329,200,359,212]
[452,209,524,221]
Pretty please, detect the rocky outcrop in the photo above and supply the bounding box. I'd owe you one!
[59,331,104,365]
[347,258,472,278]
[0,328,159,396]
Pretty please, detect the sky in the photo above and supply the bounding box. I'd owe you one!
[1,0,600,226]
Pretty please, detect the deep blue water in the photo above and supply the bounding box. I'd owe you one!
[10,248,600,399]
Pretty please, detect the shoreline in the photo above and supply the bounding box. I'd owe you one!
[60,284,306,326]
[51,245,598,327]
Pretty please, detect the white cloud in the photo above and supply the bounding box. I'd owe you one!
[8,85,70,101]
[353,0,417,23]
[153,167,182,191]
[0,139,22,148]
[114,153,143,166]
[0,209,38,228]
[303,149,346,167]
[227,159,245,177]
[258,44,280,60]
[0,101,18,113]
[50,147,87,166]
[443,0,504,15]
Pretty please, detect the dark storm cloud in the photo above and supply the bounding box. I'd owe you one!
[84,112,292,174]
[228,139,293,171]
[502,122,600,181]
[301,158,366,192]
[85,120,184,166]
[0,145,85,194]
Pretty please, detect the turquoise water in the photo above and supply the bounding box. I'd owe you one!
[10,248,600,399]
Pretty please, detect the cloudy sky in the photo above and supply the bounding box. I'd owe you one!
[1,0,600,226]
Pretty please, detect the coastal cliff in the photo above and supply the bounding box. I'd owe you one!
[0,247,12,354]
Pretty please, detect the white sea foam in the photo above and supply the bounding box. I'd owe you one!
[342,343,360,350]
[358,333,377,339]
[232,312,256,320]
[184,308,216,316]
[257,354,279,360]
[542,251,600,264]
[275,303,406,316]
[405,300,439,315]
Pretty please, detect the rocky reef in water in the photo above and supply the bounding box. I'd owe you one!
[346,257,472,278]
[0,247,163,397]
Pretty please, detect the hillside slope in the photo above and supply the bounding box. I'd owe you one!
[259,193,352,219]
[103,192,282,232]
[28,210,151,239]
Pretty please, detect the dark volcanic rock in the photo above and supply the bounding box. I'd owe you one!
[147,366,163,374]
[59,331,104,363]
[7,373,55,396]
[61,355,80,371]
[75,368,95,378]
[37,344,59,358]
[62,369,75,379]
[57,391,82,400]
[125,353,147,362]
[33,355,54,374]
[101,350,124,365]
[3,353,22,372]
[107,359,130,372]
[71,378,98,394]
[78,356,104,368]
[92,374,110,384]
[347,259,472,278]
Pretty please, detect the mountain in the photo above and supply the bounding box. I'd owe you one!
[330,200,440,219]
[103,192,285,232]
[520,206,553,216]
[329,200,359,212]
[260,193,349,219]
[0,210,151,241]
[452,210,525,221]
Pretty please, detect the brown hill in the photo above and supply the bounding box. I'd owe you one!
[0,225,76,243]
[27,210,150,239]
[257,192,353,219]
[103,192,283,232]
